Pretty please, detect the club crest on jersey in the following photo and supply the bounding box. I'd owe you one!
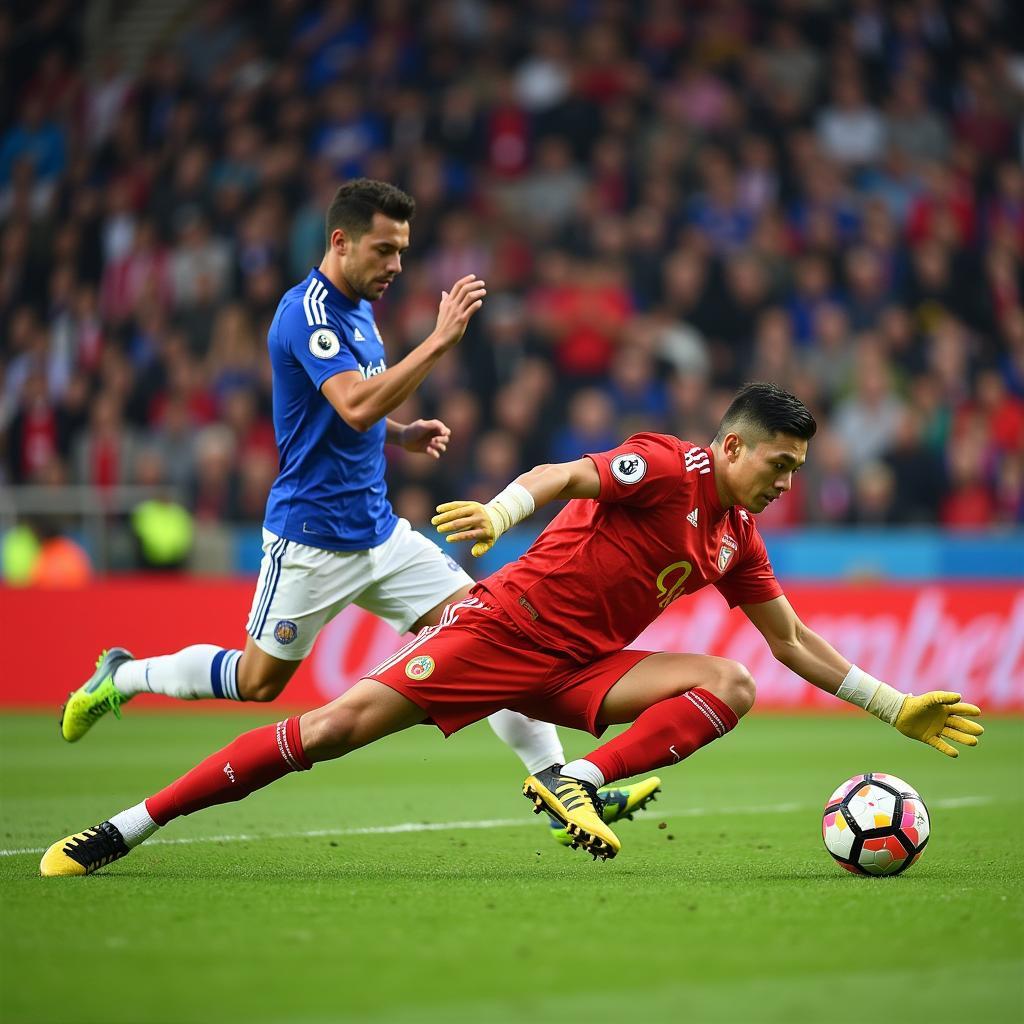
[372,322,383,342]
[717,545,735,572]
[309,328,341,359]
[611,453,647,484]
[274,620,298,645]
[405,655,435,680]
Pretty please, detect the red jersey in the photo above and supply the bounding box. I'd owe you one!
[480,433,783,662]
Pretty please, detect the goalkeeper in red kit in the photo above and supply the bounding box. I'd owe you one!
[41,383,984,873]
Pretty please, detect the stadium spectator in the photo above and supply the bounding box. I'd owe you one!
[884,74,950,163]
[831,339,906,470]
[882,406,946,523]
[1,0,1023,559]
[816,73,885,168]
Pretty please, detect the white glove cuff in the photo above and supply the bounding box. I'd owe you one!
[837,665,906,725]
[484,482,535,540]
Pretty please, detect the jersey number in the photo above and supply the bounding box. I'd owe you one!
[656,560,693,608]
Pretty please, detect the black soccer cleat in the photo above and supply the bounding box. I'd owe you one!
[39,821,131,876]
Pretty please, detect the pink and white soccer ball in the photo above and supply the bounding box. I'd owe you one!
[822,773,930,876]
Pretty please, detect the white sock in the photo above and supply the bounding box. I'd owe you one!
[486,710,565,774]
[561,758,605,789]
[113,645,243,700]
[109,802,159,848]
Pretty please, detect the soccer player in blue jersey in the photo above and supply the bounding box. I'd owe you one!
[59,179,661,840]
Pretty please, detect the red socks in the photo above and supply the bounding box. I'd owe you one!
[146,717,310,826]
[585,688,738,784]
[140,692,735,828]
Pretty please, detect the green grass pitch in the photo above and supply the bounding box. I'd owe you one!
[1,711,1021,1024]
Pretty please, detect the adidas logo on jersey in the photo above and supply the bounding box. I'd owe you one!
[687,508,699,527]
[353,328,366,341]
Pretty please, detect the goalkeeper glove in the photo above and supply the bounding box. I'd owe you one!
[892,691,984,758]
[431,482,535,557]
[837,667,984,758]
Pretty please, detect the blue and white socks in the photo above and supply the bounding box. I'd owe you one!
[112,644,243,701]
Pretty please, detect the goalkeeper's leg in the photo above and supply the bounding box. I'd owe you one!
[41,680,425,876]
[525,653,754,857]
[564,653,754,789]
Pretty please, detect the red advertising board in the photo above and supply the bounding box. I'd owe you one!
[1,580,1021,711]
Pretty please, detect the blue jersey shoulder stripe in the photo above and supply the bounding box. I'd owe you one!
[302,279,328,326]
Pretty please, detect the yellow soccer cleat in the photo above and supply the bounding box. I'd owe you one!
[524,766,621,860]
[39,822,131,877]
[550,775,662,846]
[59,648,134,742]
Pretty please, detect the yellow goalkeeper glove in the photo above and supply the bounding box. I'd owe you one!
[432,482,535,558]
[893,691,985,758]
[432,500,497,558]
[838,668,985,758]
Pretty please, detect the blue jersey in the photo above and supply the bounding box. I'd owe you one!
[263,268,398,551]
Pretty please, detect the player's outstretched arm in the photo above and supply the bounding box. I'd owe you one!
[432,457,600,556]
[322,275,486,431]
[742,596,984,758]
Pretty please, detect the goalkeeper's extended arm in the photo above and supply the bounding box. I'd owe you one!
[744,597,984,759]
[835,667,984,758]
[432,458,601,556]
[434,482,536,558]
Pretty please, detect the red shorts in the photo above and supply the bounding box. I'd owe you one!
[366,595,653,737]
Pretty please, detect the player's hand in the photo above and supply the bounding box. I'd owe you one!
[894,691,984,757]
[432,500,496,557]
[434,275,487,349]
[400,419,451,459]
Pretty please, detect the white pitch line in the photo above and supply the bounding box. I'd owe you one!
[0,795,995,858]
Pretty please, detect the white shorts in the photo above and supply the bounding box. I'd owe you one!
[245,519,474,660]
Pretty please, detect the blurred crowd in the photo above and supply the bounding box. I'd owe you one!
[2,0,1024,556]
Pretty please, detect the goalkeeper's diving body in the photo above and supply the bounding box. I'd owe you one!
[57,177,661,845]
[41,383,984,874]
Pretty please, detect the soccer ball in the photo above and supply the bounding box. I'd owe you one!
[822,773,930,876]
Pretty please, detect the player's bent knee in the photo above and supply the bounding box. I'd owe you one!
[720,661,756,718]
[300,703,365,759]
[700,660,755,719]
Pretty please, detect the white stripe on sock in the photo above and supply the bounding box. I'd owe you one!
[275,720,304,772]
[222,650,242,701]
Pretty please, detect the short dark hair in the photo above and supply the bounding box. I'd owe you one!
[713,382,817,444]
[324,178,416,248]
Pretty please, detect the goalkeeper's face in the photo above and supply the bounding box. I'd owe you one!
[722,431,808,514]
[338,213,410,301]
